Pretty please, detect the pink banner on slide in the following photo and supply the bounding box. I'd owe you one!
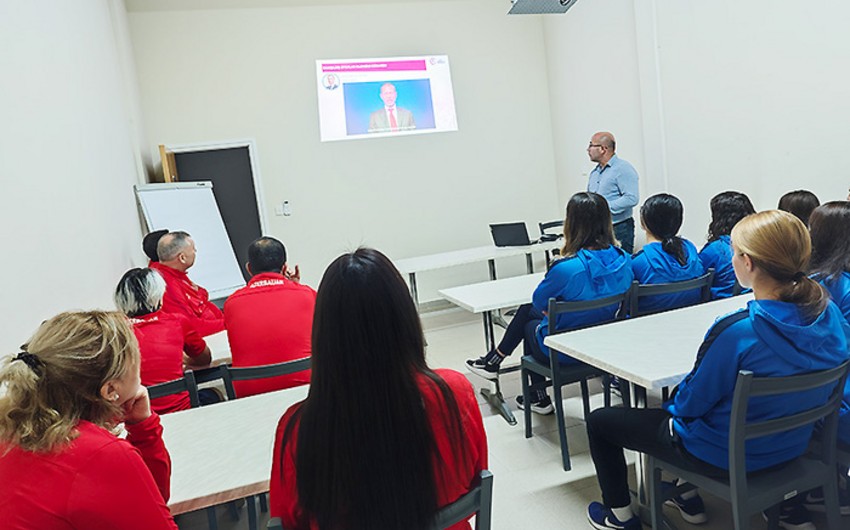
[322,60,427,73]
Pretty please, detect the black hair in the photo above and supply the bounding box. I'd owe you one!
[247,237,287,274]
[707,191,756,242]
[808,201,850,281]
[561,192,618,257]
[641,193,687,266]
[778,190,820,226]
[114,268,165,318]
[142,229,168,262]
[281,248,466,530]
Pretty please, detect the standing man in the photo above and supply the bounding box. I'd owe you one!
[368,82,415,133]
[587,131,640,253]
[224,237,315,398]
[150,231,225,337]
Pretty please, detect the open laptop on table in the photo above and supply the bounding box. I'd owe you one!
[490,222,534,247]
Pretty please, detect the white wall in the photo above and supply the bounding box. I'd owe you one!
[126,0,561,300]
[0,0,145,353]
[544,0,850,244]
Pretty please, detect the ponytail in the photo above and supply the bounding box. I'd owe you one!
[661,236,688,266]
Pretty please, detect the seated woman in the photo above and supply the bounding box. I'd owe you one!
[0,311,178,529]
[698,191,756,298]
[778,189,820,226]
[467,192,633,414]
[585,210,850,530]
[269,248,487,530]
[115,268,216,414]
[631,193,705,314]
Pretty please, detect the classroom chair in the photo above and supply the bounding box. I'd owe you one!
[220,357,311,400]
[521,291,631,471]
[629,268,715,318]
[146,370,200,407]
[538,219,563,267]
[266,469,494,530]
[649,360,850,530]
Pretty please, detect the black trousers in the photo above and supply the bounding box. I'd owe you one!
[586,407,727,508]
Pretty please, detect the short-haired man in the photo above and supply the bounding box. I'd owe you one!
[149,231,225,337]
[368,82,416,133]
[223,237,315,397]
[587,131,640,253]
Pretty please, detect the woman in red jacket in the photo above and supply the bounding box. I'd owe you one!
[0,311,178,530]
[270,248,488,530]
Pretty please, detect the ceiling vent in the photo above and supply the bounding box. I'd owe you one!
[508,0,579,15]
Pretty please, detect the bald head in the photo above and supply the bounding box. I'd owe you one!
[593,132,616,150]
[588,131,617,165]
[157,231,196,272]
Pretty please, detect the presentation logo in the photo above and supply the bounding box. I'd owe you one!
[322,73,340,90]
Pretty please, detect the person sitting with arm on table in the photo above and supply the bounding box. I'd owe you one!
[467,192,633,414]
[631,193,705,314]
[115,268,220,413]
[584,210,850,530]
[698,191,756,299]
[270,248,487,530]
[0,311,178,530]
[150,230,224,337]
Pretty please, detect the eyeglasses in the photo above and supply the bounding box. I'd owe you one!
[588,143,605,149]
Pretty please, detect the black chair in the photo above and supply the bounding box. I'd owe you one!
[266,469,494,530]
[220,357,311,400]
[629,268,715,318]
[520,290,632,471]
[146,370,200,408]
[538,219,563,266]
[649,360,850,530]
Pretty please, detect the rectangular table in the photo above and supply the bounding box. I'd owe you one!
[394,241,559,305]
[544,294,752,526]
[439,273,544,426]
[161,385,310,516]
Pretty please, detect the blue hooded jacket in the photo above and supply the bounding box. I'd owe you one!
[532,245,633,363]
[817,272,850,444]
[699,236,737,299]
[667,299,850,471]
[632,239,705,314]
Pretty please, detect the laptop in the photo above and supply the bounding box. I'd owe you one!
[490,222,532,247]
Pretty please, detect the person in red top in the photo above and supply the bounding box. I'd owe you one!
[115,267,219,413]
[0,311,178,530]
[269,248,488,530]
[224,237,315,397]
[150,230,225,337]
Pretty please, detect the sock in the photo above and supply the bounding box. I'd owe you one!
[611,506,634,522]
[484,349,505,365]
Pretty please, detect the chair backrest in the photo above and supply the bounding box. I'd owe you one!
[146,370,200,408]
[547,288,633,335]
[727,360,850,496]
[629,268,715,317]
[221,357,311,399]
[266,469,494,530]
[538,219,563,236]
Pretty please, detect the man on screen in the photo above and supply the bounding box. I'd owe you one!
[368,82,415,133]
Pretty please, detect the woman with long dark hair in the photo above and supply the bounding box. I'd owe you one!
[585,211,850,530]
[467,192,633,413]
[269,248,487,530]
[778,189,820,226]
[698,191,756,298]
[632,193,705,313]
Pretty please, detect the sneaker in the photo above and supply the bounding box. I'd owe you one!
[663,491,707,524]
[762,503,815,530]
[587,502,641,530]
[516,394,554,415]
[802,486,850,516]
[465,350,503,380]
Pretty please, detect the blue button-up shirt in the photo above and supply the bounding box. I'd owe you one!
[587,154,640,224]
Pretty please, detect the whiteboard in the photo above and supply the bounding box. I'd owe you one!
[135,182,245,299]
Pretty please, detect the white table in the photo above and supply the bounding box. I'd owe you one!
[438,273,544,426]
[161,385,309,516]
[544,294,752,525]
[394,241,560,305]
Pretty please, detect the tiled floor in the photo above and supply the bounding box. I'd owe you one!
[177,308,835,530]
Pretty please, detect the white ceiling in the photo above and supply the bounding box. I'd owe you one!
[125,0,465,12]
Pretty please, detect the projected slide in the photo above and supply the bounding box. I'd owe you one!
[316,55,458,142]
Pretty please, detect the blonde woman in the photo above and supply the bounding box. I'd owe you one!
[0,311,177,530]
[585,211,850,530]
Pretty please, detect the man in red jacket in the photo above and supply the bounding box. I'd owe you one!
[149,231,224,337]
[224,237,314,397]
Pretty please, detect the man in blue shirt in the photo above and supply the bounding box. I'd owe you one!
[586,132,640,253]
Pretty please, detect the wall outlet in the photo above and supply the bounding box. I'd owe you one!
[275,201,292,216]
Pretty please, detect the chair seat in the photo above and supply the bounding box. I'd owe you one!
[520,355,603,383]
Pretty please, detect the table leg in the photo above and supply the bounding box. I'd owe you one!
[488,259,497,280]
[525,252,534,274]
[408,273,419,307]
[478,311,518,425]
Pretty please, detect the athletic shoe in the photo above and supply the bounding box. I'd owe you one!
[802,486,850,515]
[664,493,708,524]
[762,503,815,530]
[465,350,503,380]
[586,502,641,530]
[516,394,554,415]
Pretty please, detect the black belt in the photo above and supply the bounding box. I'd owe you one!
[613,218,633,226]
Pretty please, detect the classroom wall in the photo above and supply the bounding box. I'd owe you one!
[544,0,850,243]
[126,0,562,300]
[0,0,145,354]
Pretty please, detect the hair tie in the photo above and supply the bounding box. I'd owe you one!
[14,351,43,376]
[792,271,806,282]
